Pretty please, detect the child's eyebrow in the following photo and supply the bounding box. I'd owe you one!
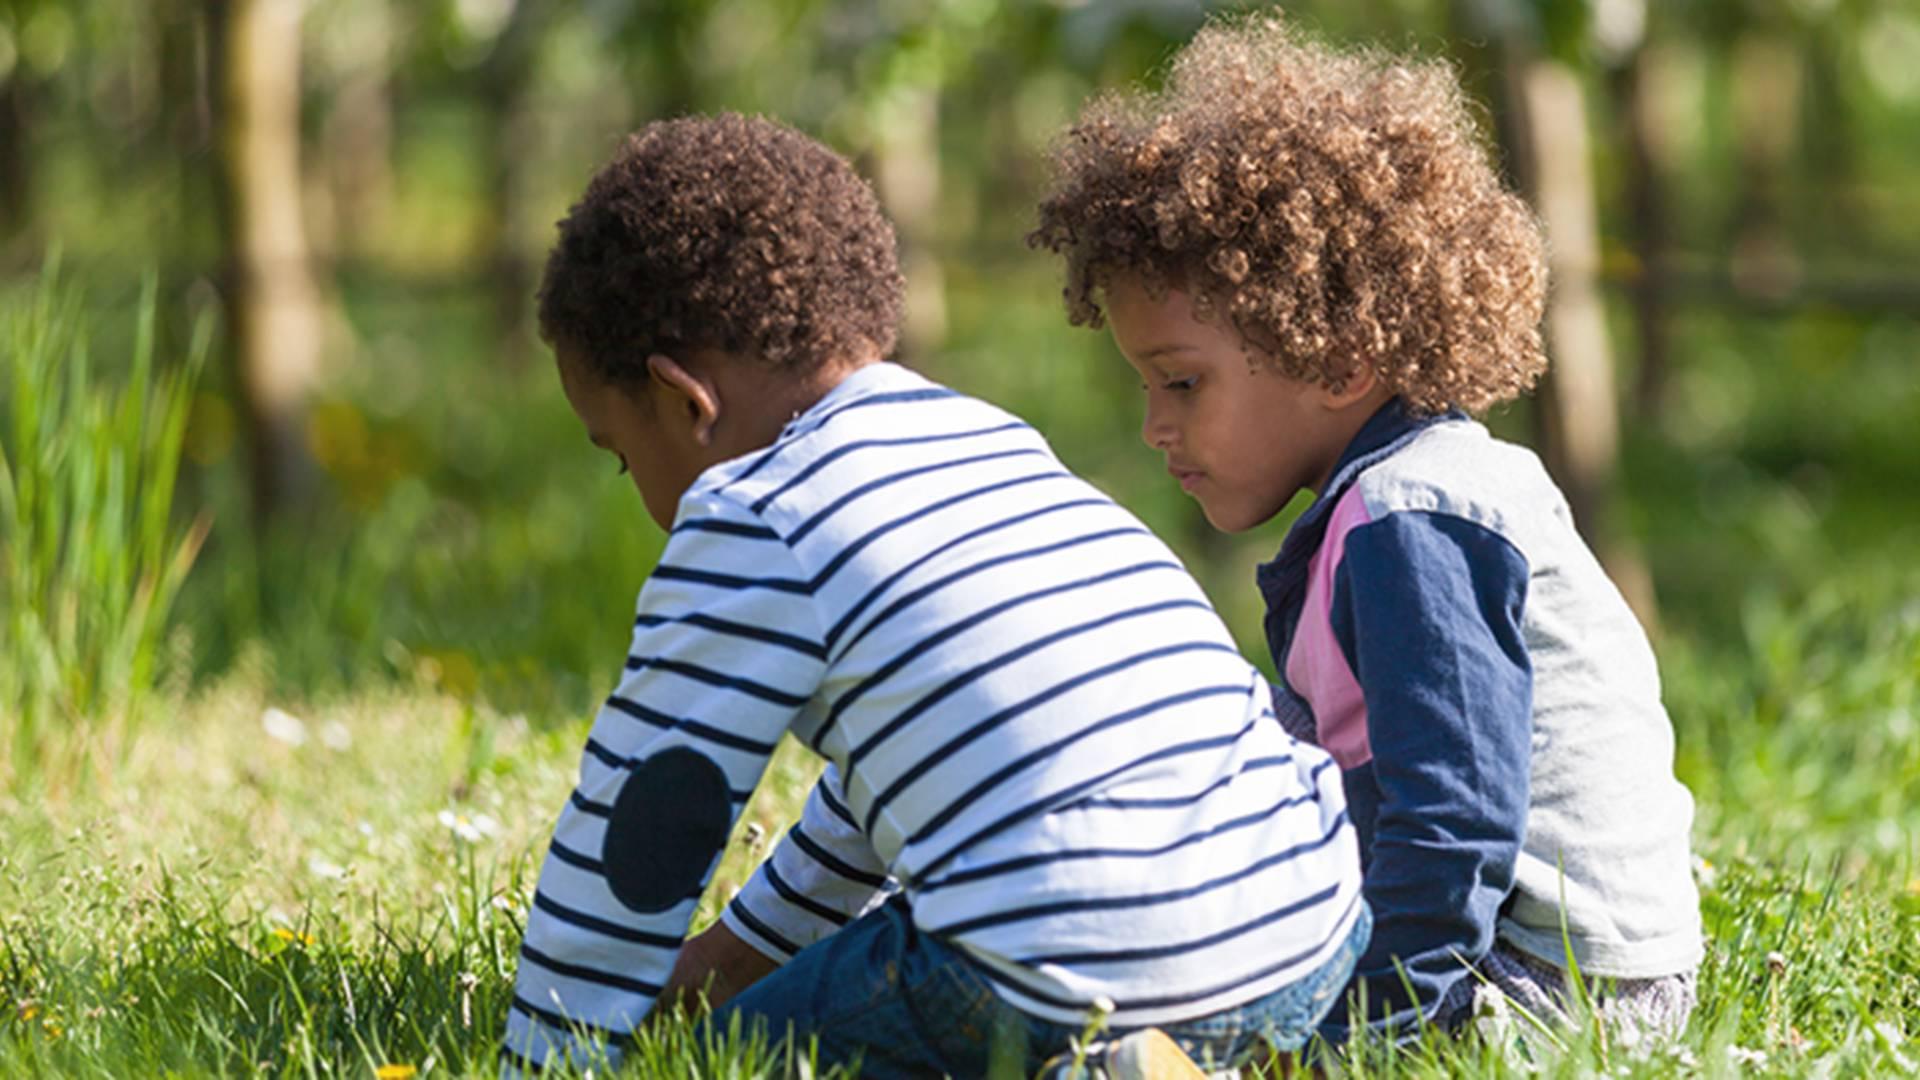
[1137,344,1196,363]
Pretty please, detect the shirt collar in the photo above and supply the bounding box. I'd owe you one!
[782,360,925,434]
[1256,398,1468,594]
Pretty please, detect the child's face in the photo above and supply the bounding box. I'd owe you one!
[557,351,704,530]
[557,344,852,531]
[1104,276,1362,532]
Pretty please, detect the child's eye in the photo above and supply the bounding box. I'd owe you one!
[1164,376,1198,391]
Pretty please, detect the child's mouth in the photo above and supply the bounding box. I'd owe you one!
[1169,466,1205,492]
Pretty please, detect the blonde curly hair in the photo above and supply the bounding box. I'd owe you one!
[1030,17,1547,415]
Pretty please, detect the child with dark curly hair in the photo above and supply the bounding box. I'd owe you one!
[1031,18,1702,1045]
[503,112,1371,1078]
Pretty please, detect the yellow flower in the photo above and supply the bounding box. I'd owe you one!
[42,1020,61,1040]
[272,928,316,946]
[375,1066,418,1080]
[18,1004,38,1022]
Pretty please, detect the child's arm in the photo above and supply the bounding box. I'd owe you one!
[502,492,828,1073]
[662,765,894,1012]
[659,920,779,1015]
[1314,510,1533,1039]
[720,764,896,966]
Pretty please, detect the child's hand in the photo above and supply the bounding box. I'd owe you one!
[658,920,781,1019]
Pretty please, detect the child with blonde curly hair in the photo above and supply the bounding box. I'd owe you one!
[1032,17,1701,1043]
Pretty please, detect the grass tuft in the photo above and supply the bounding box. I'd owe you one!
[0,257,209,789]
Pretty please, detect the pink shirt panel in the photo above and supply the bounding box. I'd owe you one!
[1283,486,1374,770]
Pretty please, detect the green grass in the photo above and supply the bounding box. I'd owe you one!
[0,684,838,1078]
[0,264,208,784]
[3,579,1915,1077]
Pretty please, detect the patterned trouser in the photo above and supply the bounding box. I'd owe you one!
[1434,942,1696,1045]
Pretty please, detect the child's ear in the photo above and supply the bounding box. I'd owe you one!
[646,353,722,446]
[1320,362,1381,411]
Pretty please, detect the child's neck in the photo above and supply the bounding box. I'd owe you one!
[1306,386,1397,496]
[706,351,882,462]
[788,353,881,421]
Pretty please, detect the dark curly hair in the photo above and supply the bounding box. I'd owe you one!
[1030,17,1547,415]
[539,113,904,385]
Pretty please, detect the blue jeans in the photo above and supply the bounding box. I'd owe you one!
[709,897,1372,1078]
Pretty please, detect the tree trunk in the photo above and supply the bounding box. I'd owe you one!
[872,86,947,370]
[1726,34,1801,301]
[1612,51,1674,423]
[1505,53,1660,631]
[476,0,559,368]
[0,74,30,244]
[210,0,324,526]
[318,0,393,261]
[159,0,214,152]
[1800,26,1858,253]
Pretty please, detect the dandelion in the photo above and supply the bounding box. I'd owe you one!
[320,720,353,751]
[438,810,499,844]
[1614,1017,1645,1054]
[1874,1020,1915,1071]
[1691,854,1718,888]
[1468,985,1514,1043]
[19,1003,39,1022]
[272,927,316,947]
[1766,950,1788,975]
[261,706,309,746]
[1068,993,1118,1074]
[459,971,480,1030]
[375,1066,418,1080]
[1727,1044,1768,1067]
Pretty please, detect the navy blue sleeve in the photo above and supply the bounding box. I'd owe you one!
[1314,510,1532,1039]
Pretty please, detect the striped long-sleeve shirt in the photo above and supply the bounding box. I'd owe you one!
[504,363,1363,1070]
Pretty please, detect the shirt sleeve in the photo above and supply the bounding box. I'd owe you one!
[502,492,828,1073]
[1314,510,1533,1040]
[722,763,898,962]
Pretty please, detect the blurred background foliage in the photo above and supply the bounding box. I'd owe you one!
[0,0,1915,813]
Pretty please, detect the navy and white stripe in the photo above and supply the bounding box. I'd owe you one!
[505,363,1362,1069]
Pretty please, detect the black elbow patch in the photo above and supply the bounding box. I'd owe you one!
[602,746,733,914]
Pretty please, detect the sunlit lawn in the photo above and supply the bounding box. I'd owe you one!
[4,584,1917,1079]
[1,682,832,1078]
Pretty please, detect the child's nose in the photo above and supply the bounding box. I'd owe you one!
[1141,399,1174,450]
